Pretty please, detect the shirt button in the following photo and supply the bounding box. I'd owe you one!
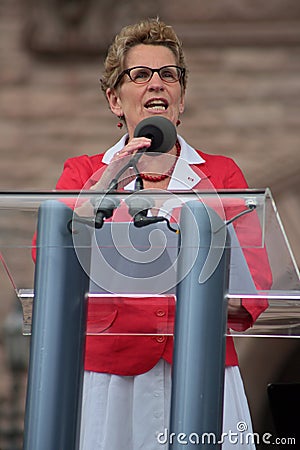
[156,336,166,343]
[156,309,166,317]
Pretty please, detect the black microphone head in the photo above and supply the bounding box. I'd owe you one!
[133,116,177,153]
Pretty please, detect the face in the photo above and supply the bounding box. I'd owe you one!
[106,44,185,138]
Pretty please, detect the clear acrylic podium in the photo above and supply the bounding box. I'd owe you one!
[0,188,299,450]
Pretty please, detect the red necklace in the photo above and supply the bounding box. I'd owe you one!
[140,141,181,182]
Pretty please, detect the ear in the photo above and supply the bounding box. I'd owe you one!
[106,88,123,117]
[179,93,185,115]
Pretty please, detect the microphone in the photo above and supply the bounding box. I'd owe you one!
[93,196,120,228]
[109,116,177,190]
[134,116,177,154]
[125,194,154,224]
[125,193,178,232]
[69,195,120,231]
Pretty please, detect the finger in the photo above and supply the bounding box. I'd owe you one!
[113,137,152,160]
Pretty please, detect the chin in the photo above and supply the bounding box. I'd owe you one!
[145,111,172,121]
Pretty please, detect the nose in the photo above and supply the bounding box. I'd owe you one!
[147,71,165,90]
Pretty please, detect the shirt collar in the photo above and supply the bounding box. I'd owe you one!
[101,134,206,190]
[102,135,128,164]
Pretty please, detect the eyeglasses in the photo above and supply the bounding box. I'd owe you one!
[115,65,185,87]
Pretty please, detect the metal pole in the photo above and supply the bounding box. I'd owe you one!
[23,200,90,450]
[169,201,230,449]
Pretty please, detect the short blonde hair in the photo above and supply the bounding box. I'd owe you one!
[100,18,187,94]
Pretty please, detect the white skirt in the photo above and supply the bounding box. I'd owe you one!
[80,361,255,450]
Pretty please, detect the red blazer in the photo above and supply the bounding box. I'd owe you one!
[33,149,272,375]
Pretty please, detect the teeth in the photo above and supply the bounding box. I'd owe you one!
[146,101,167,110]
[148,105,166,110]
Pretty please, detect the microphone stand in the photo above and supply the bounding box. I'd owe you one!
[108,151,144,191]
[69,147,178,233]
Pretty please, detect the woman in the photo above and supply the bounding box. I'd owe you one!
[51,18,271,449]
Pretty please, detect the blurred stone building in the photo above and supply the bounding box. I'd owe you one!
[1,0,300,448]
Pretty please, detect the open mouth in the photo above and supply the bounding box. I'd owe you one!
[144,99,168,111]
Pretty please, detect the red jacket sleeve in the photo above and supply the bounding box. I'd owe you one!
[55,155,101,190]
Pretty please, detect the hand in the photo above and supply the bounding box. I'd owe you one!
[111,137,152,163]
[91,137,152,191]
